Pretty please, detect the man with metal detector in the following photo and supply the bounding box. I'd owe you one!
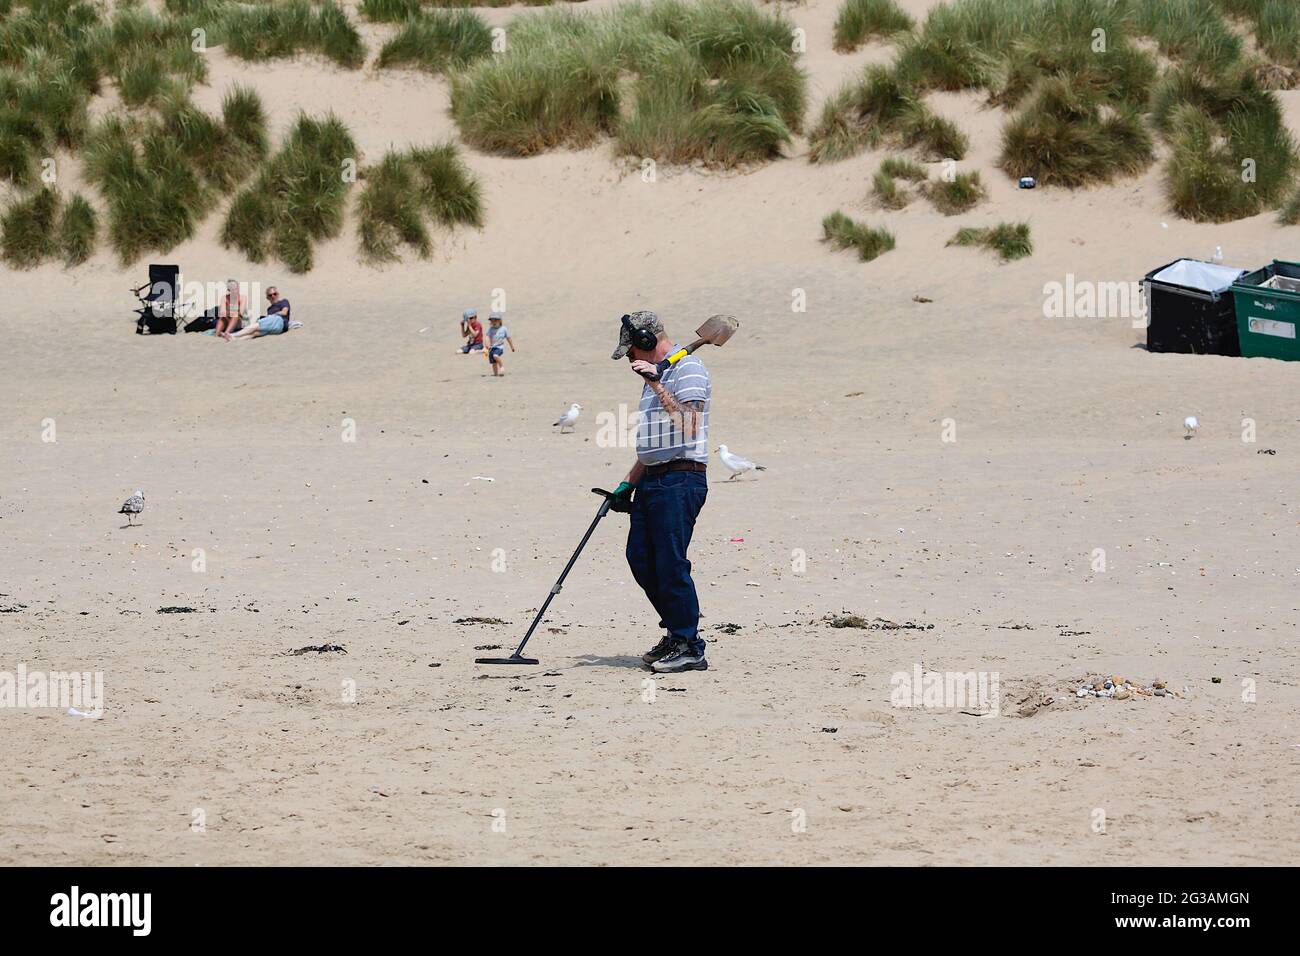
[607,311,714,674]
[474,310,736,669]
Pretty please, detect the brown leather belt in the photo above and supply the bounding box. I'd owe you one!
[643,460,707,476]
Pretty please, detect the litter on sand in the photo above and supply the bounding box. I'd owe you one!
[824,614,933,631]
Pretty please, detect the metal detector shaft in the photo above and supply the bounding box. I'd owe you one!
[503,489,615,660]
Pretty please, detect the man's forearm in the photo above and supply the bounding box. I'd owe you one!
[624,460,645,485]
[651,382,702,441]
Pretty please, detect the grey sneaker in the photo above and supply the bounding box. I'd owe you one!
[641,635,677,664]
[650,645,708,674]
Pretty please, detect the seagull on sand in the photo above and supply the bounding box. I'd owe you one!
[1184,416,1199,439]
[119,490,145,525]
[717,445,766,480]
[553,403,582,434]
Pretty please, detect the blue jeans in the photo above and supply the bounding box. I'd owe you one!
[626,470,708,655]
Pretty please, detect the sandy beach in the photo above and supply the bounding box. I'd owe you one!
[1,0,1298,865]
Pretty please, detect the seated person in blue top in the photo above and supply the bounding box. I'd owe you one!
[227,285,301,340]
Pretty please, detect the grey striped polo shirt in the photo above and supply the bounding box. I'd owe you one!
[636,350,710,465]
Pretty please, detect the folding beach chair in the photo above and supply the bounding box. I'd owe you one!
[132,264,180,335]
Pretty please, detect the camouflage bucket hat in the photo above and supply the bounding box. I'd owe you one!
[611,310,663,360]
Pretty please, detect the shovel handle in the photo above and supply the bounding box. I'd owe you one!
[639,338,706,382]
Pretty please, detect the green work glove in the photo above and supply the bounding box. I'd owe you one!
[609,481,634,513]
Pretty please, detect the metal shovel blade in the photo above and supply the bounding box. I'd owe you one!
[695,313,739,347]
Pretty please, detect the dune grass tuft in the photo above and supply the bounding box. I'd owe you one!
[822,210,895,262]
[92,6,208,104]
[1133,0,1242,73]
[988,1,1156,109]
[0,53,92,186]
[361,0,566,17]
[357,143,482,263]
[887,0,1138,94]
[947,221,1032,260]
[1150,63,1265,134]
[871,170,909,209]
[1211,0,1265,15]
[814,0,1159,174]
[1164,100,1297,221]
[78,85,265,263]
[449,10,622,155]
[879,155,927,181]
[117,56,167,107]
[617,44,797,166]
[1150,54,1297,221]
[154,89,262,193]
[832,0,914,53]
[0,119,35,185]
[893,18,1000,92]
[221,189,274,264]
[1278,184,1300,225]
[807,66,906,163]
[376,10,494,74]
[900,104,969,160]
[0,181,94,272]
[222,112,358,273]
[922,170,986,214]
[806,87,875,164]
[809,65,968,163]
[82,115,209,264]
[407,144,484,227]
[0,186,60,267]
[1000,75,1152,187]
[0,2,260,265]
[223,0,365,69]
[1256,0,1300,68]
[869,150,937,209]
[451,0,805,167]
[58,191,96,266]
[221,85,270,164]
[359,0,424,21]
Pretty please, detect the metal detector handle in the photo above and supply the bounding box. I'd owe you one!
[590,487,615,518]
[505,490,614,658]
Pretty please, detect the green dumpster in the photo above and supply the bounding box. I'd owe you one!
[1232,260,1300,361]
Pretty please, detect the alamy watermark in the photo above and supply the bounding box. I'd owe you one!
[0,665,103,717]
[1043,274,1148,328]
[890,664,1000,716]
[595,403,702,450]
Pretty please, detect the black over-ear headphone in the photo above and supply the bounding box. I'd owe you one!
[622,314,658,353]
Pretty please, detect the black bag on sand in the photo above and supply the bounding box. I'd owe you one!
[184,308,217,334]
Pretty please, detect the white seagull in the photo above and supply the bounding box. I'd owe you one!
[717,444,766,480]
[1184,416,1199,439]
[553,403,582,434]
[119,490,145,525]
